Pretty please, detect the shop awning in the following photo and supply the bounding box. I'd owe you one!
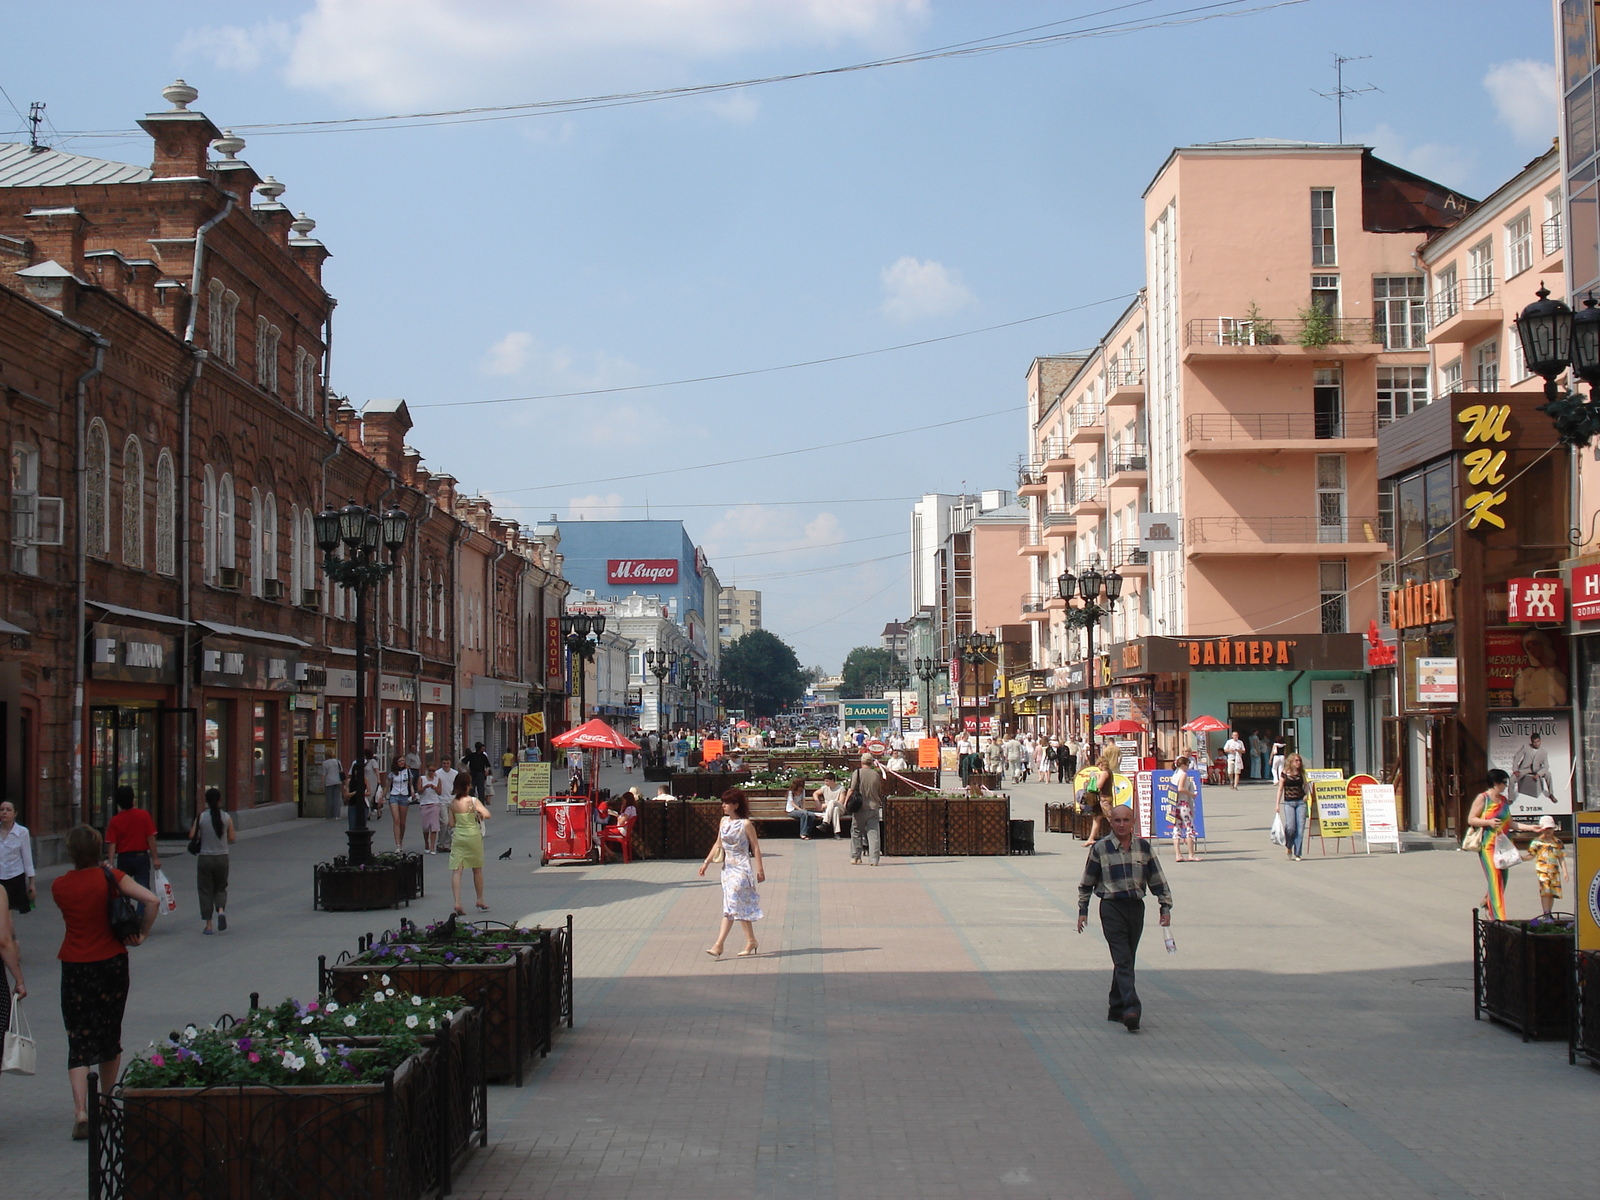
[194,619,310,648]
[0,617,30,636]
[89,601,191,628]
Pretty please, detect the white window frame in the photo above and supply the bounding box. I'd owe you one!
[1316,453,1347,543]
[1319,559,1348,633]
[250,486,263,596]
[1376,365,1429,425]
[1505,210,1533,279]
[217,473,236,570]
[1466,239,1495,303]
[202,465,216,581]
[1372,275,1426,350]
[1434,263,1459,321]
[262,491,278,582]
[1311,188,1337,266]
[11,442,39,575]
[256,317,280,393]
[1474,340,1500,393]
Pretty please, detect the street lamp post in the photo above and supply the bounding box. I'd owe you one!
[645,648,672,742]
[1515,286,1600,445]
[314,498,410,866]
[684,661,703,733]
[913,655,941,783]
[561,613,605,725]
[956,632,996,739]
[1058,563,1123,748]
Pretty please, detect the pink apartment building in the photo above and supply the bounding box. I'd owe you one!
[1020,140,1471,773]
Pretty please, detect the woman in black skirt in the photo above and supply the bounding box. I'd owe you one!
[0,884,24,1041]
[51,825,157,1139]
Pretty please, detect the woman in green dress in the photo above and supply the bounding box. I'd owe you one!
[447,773,492,915]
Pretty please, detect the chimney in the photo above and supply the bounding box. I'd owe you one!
[14,260,86,317]
[287,211,330,286]
[331,398,361,445]
[138,80,221,180]
[359,399,413,475]
[23,207,86,276]
[424,473,458,514]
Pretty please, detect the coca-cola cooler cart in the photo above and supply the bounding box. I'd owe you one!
[540,795,598,866]
[545,718,642,867]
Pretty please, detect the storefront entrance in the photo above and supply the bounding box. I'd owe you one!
[89,704,196,834]
[1321,699,1354,775]
[1227,701,1282,781]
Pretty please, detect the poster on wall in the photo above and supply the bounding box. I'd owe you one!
[1147,769,1207,841]
[1415,658,1458,704]
[1577,814,1600,952]
[1484,628,1569,709]
[1486,710,1573,817]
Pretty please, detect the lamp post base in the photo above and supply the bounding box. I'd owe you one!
[345,826,375,866]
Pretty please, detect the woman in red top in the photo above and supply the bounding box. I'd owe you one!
[52,824,157,1140]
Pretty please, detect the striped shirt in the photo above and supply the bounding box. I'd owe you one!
[1078,834,1173,915]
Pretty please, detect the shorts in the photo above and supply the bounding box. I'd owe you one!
[420,803,441,833]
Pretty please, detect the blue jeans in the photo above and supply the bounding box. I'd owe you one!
[791,808,816,837]
[1252,751,1268,780]
[1281,799,1307,856]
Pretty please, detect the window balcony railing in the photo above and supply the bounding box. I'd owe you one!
[1071,478,1106,506]
[1428,279,1499,326]
[1041,506,1076,528]
[1184,316,1376,348]
[1543,215,1564,256]
[1106,360,1146,388]
[1184,412,1378,442]
[1070,402,1106,431]
[1016,460,1048,489]
[1112,539,1151,568]
[1108,444,1148,474]
[1040,436,1071,463]
[1187,516,1384,546]
[1021,592,1048,614]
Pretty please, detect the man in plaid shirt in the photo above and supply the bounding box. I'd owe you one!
[1077,804,1173,1031]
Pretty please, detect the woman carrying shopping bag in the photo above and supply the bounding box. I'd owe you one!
[0,883,26,1058]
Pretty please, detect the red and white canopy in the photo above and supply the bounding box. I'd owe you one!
[550,719,641,751]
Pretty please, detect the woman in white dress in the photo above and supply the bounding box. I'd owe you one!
[698,791,765,957]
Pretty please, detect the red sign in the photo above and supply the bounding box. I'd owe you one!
[1574,565,1600,622]
[545,618,563,683]
[1507,578,1564,623]
[866,739,887,754]
[607,559,678,585]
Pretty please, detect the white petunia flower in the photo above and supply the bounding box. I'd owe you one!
[384,988,396,999]
[302,1015,314,1025]
[281,1051,306,1071]
[411,996,423,1007]
[183,1025,198,1039]
[380,975,391,986]
[405,1015,419,1028]
[344,1014,358,1027]
[326,1002,339,1013]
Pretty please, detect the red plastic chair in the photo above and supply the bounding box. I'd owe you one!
[601,818,633,864]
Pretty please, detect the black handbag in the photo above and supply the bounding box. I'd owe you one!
[103,867,142,943]
[186,820,202,856]
[843,770,864,815]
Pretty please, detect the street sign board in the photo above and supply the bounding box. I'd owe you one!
[841,700,891,722]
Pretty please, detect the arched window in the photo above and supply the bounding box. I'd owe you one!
[217,473,236,569]
[208,279,226,357]
[121,436,145,567]
[289,504,302,599]
[249,486,263,596]
[222,291,239,365]
[155,450,176,575]
[261,492,278,586]
[202,466,216,580]
[86,419,109,557]
[256,317,280,393]
[301,509,316,604]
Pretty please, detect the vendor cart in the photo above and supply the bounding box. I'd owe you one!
[541,796,598,866]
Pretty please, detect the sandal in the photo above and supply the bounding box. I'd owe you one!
[475,902,491,911]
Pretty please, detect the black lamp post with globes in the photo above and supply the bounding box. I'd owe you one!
[561,612,605,726]
[1057,563,1122,746]
[1515,285,1600,445]
[313,498,410,866]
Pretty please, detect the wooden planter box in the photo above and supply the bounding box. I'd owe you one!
[884,769,939,796]
[671,771,751,797]
[883,797,943,856]
[315,863,403,912]
[1474,910,1575,1041]
[373,852,425,902]
[946,797,1010,856]
[1044,803,1072,834]
[1573,950,1600,1068]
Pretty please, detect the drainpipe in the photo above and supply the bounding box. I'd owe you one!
[448,521,466,761]
[487,540,507,755]
[321,298,336,424]
[316,432,343,660]
[373,471,397,745]
[1286,670,1306,755]
[409,495,434,752]
[176,351,204,777]
[181,200,234,346]
[70,332,108,824]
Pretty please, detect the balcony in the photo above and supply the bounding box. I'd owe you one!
[1041,436,1072,473]
[1021,592,1051,623]
[1068,403,1105,445]
[1069,478,1106,516]
[1112,539,1151,576]
[1184,411,1378,454]
[1543,215,1564,266]
[1042,506,1076,539]
[1426,281,1502,344]
[1106,361,1146,406]
[1017,460,1049,498]
[1185,515,1388,558]
[1107,444,1148,488]
[1016,528,1050,557]
[1183,317,1381,362]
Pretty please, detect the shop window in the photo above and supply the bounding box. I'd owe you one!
[204,700,229,796]
[252,702,270,807]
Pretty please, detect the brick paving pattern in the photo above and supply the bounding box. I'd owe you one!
[1,768,1592,1198]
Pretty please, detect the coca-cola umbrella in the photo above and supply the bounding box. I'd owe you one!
[1180,715,1229,733]
[1094,719,1147,736]
[550,719,640,751]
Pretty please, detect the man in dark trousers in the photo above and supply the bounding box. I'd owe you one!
[463,742,492,801]
[1077,804,1173,1031]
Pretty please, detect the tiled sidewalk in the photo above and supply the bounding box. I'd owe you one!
[453,776,1594,1199]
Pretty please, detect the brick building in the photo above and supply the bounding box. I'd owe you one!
[1,82,570,862]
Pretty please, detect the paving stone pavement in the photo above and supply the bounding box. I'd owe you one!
[2,766,1593,1198]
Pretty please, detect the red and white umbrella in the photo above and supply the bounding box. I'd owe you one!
[1180,715,1229,734]
[550,719,641,752]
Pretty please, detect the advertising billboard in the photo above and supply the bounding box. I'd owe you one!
[607,559,679,585]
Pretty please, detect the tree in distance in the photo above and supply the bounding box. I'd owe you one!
[839,646,899,699]
[720,629,807,717]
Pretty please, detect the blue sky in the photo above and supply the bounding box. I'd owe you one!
[2,1,1559,671]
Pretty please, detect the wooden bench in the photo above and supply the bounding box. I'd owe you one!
[746,797,844,838]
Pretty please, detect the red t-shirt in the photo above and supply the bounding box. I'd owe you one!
[105,807,158,856]
[54,867,129,962]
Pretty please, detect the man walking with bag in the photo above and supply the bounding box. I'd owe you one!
[843,752,887,866]
[1077,804,1173,1032]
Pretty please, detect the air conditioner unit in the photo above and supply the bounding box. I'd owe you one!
[262,579,285,600]
[216,567,243,590]
[300,589,321,610]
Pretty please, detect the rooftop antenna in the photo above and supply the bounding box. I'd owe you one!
[1313,53,1380,144]
[27,101,46,153]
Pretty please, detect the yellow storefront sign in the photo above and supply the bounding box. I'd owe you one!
[1306,769,1354,839]
[523,712,546,737]
[1073,766,1133,808]
[1578,813,1600,953]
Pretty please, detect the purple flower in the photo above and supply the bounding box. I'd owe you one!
[237,1036,253,1052]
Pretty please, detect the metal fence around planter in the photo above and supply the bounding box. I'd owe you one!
[1573,950,1600,1068]
[321,914,574,1086]
[314,860,406,912]
[373,851,424,902]
[1473,910,1575,1041]
[89,1004,485,1200]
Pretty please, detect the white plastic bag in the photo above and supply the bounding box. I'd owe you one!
[1269,812,1286,847]
[153,868,177,915]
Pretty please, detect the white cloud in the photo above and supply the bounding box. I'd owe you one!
[177,22,292,72]
[480,331,535,376]
[1358,123,1473,191]
[573,401,669,448]
[1484,59,1558,145]
[567,492,628,519]
[280,0,927,108]
[704,88,760,124]
[879,256,973,323]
